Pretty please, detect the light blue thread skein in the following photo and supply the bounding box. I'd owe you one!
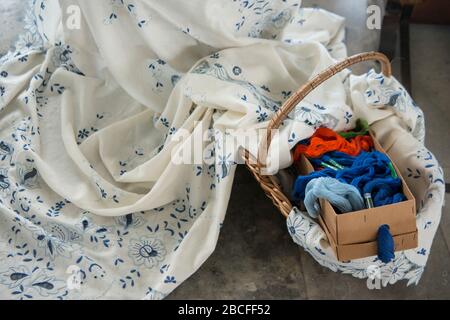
[303,177,365,218]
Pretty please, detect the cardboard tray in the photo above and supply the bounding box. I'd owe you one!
[295,131,418,261]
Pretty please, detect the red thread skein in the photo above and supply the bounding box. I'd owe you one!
[294,127,373,160]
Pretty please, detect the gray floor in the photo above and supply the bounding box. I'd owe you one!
[1,2,449,299]
[0,0,27,55]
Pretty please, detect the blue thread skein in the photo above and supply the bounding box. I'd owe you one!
[303,177,365,218]
[293,151,405,207]
[377,224,395,263]
[292,168,337,200]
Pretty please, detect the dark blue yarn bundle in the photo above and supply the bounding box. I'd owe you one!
[377,224,395,263]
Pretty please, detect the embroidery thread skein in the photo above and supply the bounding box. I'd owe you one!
[293,127,374,160]
[303,177,365,218]
[292,168,337,200]
[339,119,369,139]
[293,151,405,206]
[377,224,395,263]
[335,151,406,206]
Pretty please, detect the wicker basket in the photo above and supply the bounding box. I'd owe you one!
[243,52,392,218]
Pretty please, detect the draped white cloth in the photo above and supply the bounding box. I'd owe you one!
[0,0,444,299]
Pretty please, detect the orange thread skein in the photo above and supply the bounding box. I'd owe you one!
[293,127,373,160]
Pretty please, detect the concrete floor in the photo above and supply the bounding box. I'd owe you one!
[0,0,27,55]
[0,2,449,299]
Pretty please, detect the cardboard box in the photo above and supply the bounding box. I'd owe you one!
[294,131,418,261]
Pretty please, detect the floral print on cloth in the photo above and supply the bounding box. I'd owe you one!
[0,0,444,299]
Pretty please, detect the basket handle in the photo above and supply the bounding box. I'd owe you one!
[258,52,392,169]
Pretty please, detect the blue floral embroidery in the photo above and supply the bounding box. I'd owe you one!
[128,237,167,269]
[255,105,268,122]
[24,223,82,260]
[192,60,281,113]
[104,0,149,28]
[417,248,426,255]
[77,129,89,140]
[46,199,70,217]
[16,162,39,189]
[164,275,176,284]
[0,265,67,299]
[293,104,339,129]
[344,111,352,124]
[0,167,11,196]
[0,141,14,163]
